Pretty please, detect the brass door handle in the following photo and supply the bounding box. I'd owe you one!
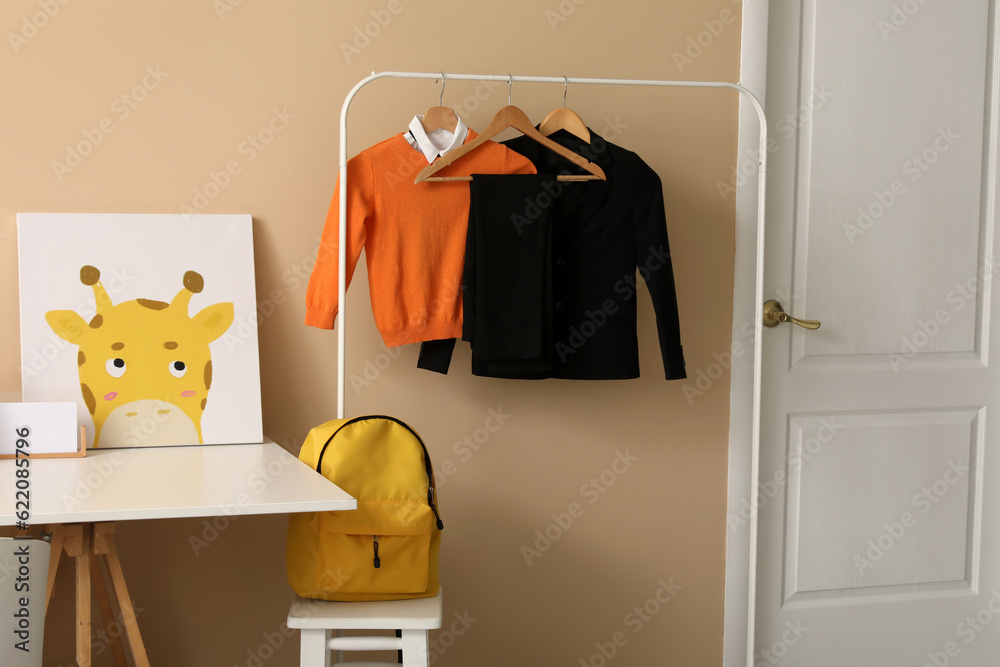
[763,300,821,330]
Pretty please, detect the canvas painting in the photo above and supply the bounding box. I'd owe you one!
[17,213,262,449]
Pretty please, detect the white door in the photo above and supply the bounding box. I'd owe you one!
[756,1,1000,665]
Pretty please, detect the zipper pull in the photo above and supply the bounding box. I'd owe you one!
[428,488,444,530]
[373,536,381,569]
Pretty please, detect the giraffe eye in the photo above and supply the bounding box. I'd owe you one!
[105,358,126,378]
[169,361,187,378]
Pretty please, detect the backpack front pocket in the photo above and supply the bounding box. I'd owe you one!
[316,529,431,595]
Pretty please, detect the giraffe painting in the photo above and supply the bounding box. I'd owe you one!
[44,265,235,448]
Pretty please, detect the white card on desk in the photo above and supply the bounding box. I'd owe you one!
[0,403,78,456]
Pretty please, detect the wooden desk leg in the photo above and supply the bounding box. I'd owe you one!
[90,554,128,667]
[97,523,151,667]
[64,524,92,667]
[46,524,66,615]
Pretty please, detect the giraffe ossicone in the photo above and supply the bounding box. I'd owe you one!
[45,265,235,448]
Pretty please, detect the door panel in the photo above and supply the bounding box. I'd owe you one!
[786,409,978,597]
[792,0,990,364]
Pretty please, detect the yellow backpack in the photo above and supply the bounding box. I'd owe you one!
[286,415,444,601]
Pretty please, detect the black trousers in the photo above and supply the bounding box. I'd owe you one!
[418,174,555,376]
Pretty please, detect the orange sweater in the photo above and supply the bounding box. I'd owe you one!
[306,130,537,346]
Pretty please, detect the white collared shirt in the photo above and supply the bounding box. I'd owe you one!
[404,114,469,164]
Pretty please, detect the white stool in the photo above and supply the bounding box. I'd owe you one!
[287,590,443,667]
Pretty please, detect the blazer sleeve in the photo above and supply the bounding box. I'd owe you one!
[305,151,373,329]
[632,160,686,380]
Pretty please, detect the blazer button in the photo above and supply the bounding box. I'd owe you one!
[556,301,566,311]
[557,257,567,267]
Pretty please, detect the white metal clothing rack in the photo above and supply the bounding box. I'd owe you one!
[332,70,768,667]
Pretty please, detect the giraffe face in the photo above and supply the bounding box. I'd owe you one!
[45,266,234,447]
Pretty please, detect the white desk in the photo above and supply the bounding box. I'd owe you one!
[0,440,356,525]
[0,440,355,667]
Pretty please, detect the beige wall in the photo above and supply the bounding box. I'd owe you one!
[0,1,742,664]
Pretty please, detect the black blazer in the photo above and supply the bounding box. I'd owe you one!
[495,129,686,380]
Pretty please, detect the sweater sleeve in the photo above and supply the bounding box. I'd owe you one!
[633,160,686,380]
[305,151,373,329]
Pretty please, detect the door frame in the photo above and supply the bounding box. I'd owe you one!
[724,2,771,666]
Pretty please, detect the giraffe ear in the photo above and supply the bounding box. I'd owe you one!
[45,310,89,344]
[192,302,235,343]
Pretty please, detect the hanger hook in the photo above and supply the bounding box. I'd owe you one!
[563,76,568,108]
[437,71,445,106]
[508,74,513,106]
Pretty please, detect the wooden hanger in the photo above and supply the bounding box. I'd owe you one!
[415,76,606,183]
[539,77,590,142]
[416,106,605,183]
[420,106,459,133]
[419,73,458,133]
[539,108,590,142]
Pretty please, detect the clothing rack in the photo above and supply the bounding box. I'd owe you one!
[332,70,768,667]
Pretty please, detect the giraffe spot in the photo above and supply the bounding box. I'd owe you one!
[89,314,103,329]
[104,392,118,401]
[157,409,171,415]
[163,341,178,350]
[80,265,101,286]
[181,390,196,397]
[184,271,204,294]
[204,360,213,390]
[137,298,168,310]
[81,384,96,414]
[201,398,207,410]
[111,342,125,350]
[126,412,138,417]
[78,351,86,366]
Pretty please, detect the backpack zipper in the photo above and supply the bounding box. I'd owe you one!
[428,488,444,530]
[315,415,444,531]
[373,535,381,569]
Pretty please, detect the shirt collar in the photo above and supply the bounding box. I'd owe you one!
[405,114,469,164]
